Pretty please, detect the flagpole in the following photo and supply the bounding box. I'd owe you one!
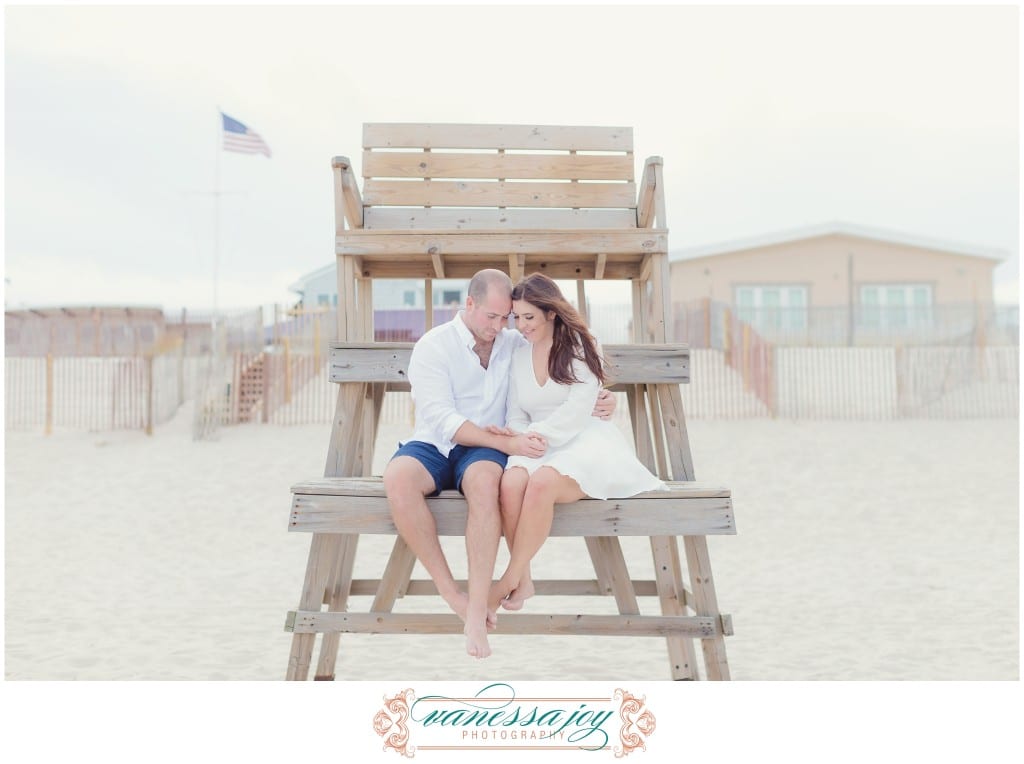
[214,106,221,333]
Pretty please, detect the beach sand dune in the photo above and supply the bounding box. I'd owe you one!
[4,405,1018,680]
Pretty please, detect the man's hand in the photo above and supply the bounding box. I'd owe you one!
[484,424,516,437]
[592,388,616,420]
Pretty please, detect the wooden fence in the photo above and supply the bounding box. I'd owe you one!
[7,296,1018,433]
[4,349,203,433]
[6,344,1017,433]
[198,345,1017,426]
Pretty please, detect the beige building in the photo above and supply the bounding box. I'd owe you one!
[669,222,1007,342]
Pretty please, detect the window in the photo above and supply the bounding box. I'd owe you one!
[860,284,932,330]
[735,285,808,332]
[442,290,461,307]
[403,290,416,307]
[318,294,330,306]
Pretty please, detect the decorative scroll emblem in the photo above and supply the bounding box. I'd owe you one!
[373,684,657,755]
[374,688,416,757]
[613,688,656,757]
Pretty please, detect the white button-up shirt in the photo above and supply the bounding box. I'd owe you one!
[406,311,527,457]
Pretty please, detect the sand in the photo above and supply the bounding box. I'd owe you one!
[3,404,1018,680]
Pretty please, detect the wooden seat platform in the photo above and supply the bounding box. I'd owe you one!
[285,476,734,670]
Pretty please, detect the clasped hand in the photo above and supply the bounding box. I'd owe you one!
[484,425,547,458]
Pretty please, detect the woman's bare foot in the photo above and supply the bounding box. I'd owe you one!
[487,576,516,614]
[500,578,536,611]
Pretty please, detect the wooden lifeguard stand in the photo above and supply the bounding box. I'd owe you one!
[285,123,734,680]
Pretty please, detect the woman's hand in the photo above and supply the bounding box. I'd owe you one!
[510,432,547,458]
[592,388,617,420]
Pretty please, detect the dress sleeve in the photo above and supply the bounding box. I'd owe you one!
[505,350,530,433]
[526,357,600,447]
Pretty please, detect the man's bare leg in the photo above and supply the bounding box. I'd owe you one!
[498,467,534,610]
[383,456,468,619]
[460,461,503,658]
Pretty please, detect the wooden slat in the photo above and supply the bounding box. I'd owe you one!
[285,533,337,681]
[363,180,637,209]
[363,123,633,152]
[593,536,641,615]
[332,156,364,230]
[430,252,445,279]
[314,533,359,680]
[364,207,639,230]
[323,382,367,477]
[363,150,634,181]
[348,578,661,597]
[287,611,720,638]
[290,492,735,537]
[327,343,689,385]
[605,345,689,384]
[346,255,657,282]
[650,535,699,680]
[636,157,661,229]
[337,230,666,256]
[646,384,670,479]
[293,476,727,498]
[683,535,732,680]
[657,383,697,481]
[627,385,657,474]
[371,537,418,611]
[509,253,525,283]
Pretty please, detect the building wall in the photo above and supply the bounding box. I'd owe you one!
[296,270,469,310]
[669,234,997,306]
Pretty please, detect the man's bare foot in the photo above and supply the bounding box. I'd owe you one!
[500,579,535,611]
[444,590,497,630]
[464,619,492,659]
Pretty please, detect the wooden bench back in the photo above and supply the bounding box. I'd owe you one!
[328,342,689,388]
[360,123,639,230]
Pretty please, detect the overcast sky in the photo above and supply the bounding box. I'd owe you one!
[3,3,1020,313]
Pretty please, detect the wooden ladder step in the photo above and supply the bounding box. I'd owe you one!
[285,611,727,638]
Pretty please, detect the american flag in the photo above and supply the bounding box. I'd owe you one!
[221,112,272,157]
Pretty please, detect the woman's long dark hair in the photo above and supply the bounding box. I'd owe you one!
[512,273,607,385]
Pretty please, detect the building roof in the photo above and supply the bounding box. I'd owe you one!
[288,263,335,294]
[670,221,1008,263]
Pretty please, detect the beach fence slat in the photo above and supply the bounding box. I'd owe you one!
[6,325,1018,433]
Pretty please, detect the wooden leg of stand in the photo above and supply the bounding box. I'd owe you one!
[313,534,359,681]
[584,537,614,595]
[593,537,640,615]
[683,535,731,680]
[372,537,418,612]
[657,383,696,481]
[286,533,335,681]
[651,535,699,680]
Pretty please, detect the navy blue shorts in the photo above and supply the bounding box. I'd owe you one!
[391,441,508,496]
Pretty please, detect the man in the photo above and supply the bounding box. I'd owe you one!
[382,269,615,659]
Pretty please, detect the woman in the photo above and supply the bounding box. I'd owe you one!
[487,273,664,614]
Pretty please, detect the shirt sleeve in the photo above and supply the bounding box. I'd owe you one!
[505,352,530,433]
[526,357,601,447]
[408,336,467,443]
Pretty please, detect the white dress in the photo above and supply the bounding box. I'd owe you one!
[504,344,665,500]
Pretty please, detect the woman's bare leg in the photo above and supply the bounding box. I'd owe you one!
[489,467,584,611]
[498,467,534,610]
